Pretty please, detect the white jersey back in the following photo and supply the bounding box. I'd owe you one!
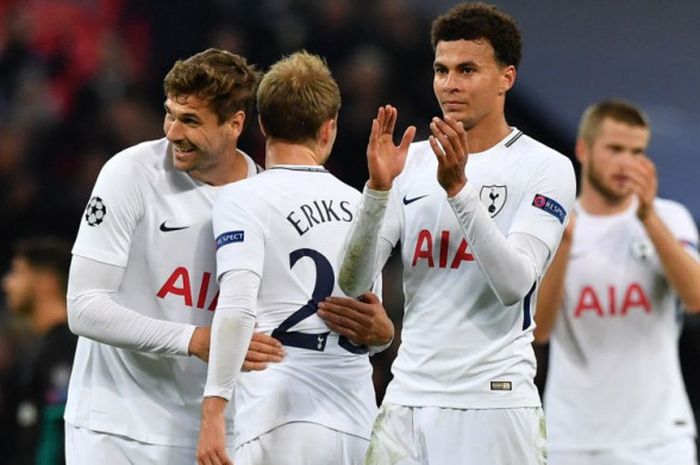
[382,129,575,409]
[545,199,699,450]
[213,166,377,446]
[65,138,259,447]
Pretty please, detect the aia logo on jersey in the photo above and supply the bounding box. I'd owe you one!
[412,229,474,269]
[479,185,506,217]
[532,194,566,224]
[574,282,651,317]
[216,230,244,249]
[157,267,219,311]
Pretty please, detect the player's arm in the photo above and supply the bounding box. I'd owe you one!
[67,256,283,364]
[430,116,577,306]
[643,215,700,312]
[630,157,700,312]
[67,256,198,356]
[533,215,575,344]
[338,105,415,297]
[430,116,544,304]
[198,270,257,465]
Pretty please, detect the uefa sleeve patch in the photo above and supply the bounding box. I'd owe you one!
[531,194,566,224]
[216,230,245,249]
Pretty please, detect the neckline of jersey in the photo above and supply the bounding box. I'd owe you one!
[468,127,522,157]
[574,197,639,221]
[267,165,329,173]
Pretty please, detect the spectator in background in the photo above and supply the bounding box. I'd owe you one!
[534,100,700,465]
[2,237,76,465]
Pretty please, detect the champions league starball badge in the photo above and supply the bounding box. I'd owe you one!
[84,196,107,226]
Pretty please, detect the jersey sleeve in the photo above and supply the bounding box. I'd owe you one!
[509,155,576,255]
[71,154,145,267]
[212,187,265,280]
[658,199,700,260]
[380,187,403,248]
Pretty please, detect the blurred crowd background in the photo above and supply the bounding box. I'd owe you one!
[1,0,700,461]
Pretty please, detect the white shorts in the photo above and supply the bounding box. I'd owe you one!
[234,421,369,465]
[65,423,235,465]
[365,403,547,465]
[549,435,697,465]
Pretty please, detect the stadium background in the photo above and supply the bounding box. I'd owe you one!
[1,0,699,450]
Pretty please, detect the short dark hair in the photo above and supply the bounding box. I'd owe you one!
[14,237,72,293]
[431,2,522,69]
[163,48,261,125]
[578,100,650,146]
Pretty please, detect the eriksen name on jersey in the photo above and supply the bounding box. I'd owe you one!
[286,199,353,236]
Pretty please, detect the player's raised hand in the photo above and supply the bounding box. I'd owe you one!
[317,292,394,346]
[429,115,469,197]
[366,105,416,191]
[626,155,658,222]
[243,332,284,371]
[197,397,234,465]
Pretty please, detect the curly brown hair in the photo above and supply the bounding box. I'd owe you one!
[163,48,261,125]
[431,2,522,69]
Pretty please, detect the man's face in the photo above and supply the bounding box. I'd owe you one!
[583,118,650,202]
[433,39,513,131]
[2,257,34,316]
[163,94,239,180]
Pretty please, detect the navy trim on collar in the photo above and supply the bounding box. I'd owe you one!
[505,131,524,148]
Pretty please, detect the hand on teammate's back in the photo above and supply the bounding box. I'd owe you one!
[190,328,284,369]
[318,292,394,346]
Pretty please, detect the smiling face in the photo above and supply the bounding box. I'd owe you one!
[580,117,651,203]
[432,39,515,132]
[163,94,243,182]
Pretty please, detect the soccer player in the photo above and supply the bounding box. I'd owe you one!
[534,100,700,465]
[2,237,76,465]
[63,49,285,465]
[196,51,394,465]
[338,3,576,464]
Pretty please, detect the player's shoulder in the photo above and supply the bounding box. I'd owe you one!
[653,197,694,222]
[511,132,571,166]
[101,138,167,178]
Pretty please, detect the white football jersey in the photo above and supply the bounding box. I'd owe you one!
[212,165,377,447]
[381,128,576,409]
[545,199,699,450]
[65,138,259,447]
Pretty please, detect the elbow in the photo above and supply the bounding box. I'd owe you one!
[66,296,83,336]
[532,326,550,345]
[496,286,529,307]
[682,295,700,314]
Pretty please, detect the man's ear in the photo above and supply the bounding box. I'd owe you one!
[319,118,336,145]
[257,115,267,137]
[575,138,588,165]
[227,110,246,139]
[499,65,516,95]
